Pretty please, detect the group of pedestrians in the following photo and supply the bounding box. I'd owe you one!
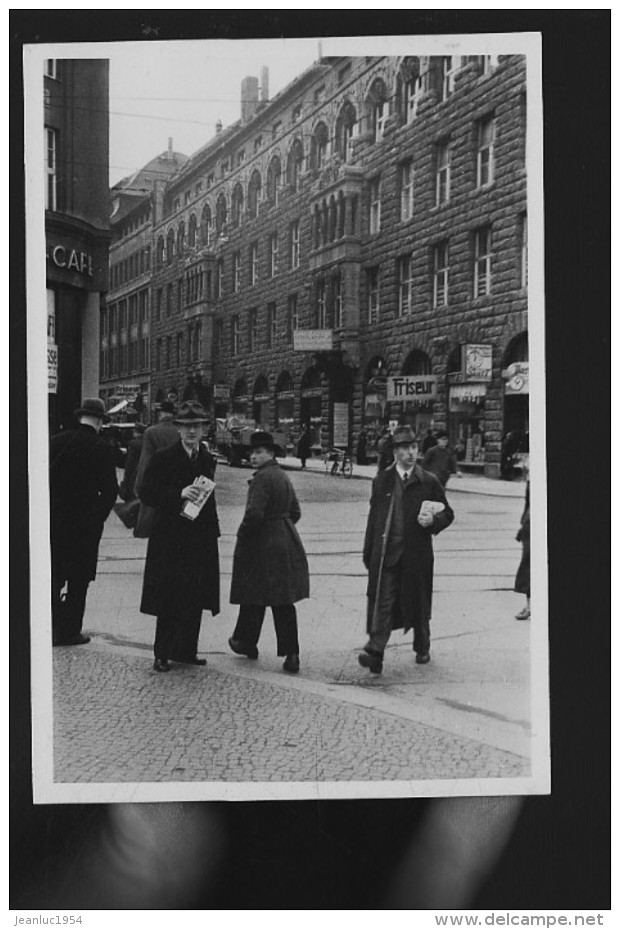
[49,398,529,678]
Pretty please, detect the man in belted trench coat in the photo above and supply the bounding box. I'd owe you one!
[229,431,309,673]
[139,402,220,672]
[359,425,454,675]
[49,398,118,646]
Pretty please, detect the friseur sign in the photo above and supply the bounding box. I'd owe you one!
[387,375,437,401]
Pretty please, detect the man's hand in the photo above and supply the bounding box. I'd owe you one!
[181,484,202,502]
[417,512,434,528]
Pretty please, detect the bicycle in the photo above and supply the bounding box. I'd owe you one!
[323,447,353,478]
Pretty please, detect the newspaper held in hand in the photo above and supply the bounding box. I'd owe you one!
[181,475,215,521]
[419,500,445,519]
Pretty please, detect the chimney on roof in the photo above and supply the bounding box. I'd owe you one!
[241,75,260,124]
[167,137,173,160]
[261,66,269,103]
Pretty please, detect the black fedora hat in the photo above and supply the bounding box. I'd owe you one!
[391,425,418,446]
[173,401,210,424]
[74,398,110,423]
[249,430,277,450]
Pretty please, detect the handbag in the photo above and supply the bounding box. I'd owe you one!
[113,498,140,530]
[133,502,159,538]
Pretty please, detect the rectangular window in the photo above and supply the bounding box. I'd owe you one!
[316,281,327,329]
[45,127,57,210]
[287,294,298,342]
[474,227,493,297]
[290,220,300,269]
[232,251,241,293]
[398,255,413,316]
[481,54,499,75]
[406,75,423,122]
[216,258,224,298]
[45,59,57,79]
[248,308,258,352]
[156,288,162,321]
[231,316,240,355]
[177,279,183,313]
[520,213,528,289]
[369,177,381,234]
[156,338,162,372]
[333,274,343,329]
[435,141,451,205]
[374,100,389,142]
[269,233,279,277]
[267,302,277,347]
[214,319,223,358]
[176,332,183,367]
[367,267,380,324]
[477,116,496,188]
[250,242,259,285]
[400,161,415,221]
[433,242,449,308]
[441,56,458,101]
[166,283,173,316]
[165,335,172,370]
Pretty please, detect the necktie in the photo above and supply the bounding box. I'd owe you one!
[403,471,409,484]
[191,448,198,463]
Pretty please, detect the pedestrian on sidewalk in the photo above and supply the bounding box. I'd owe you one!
[514,476,531,620]
[229,431,309,673]
[139,402,220,672]
[377,426,394,471]
[421,430,458,487]
[296,424,312,470]
[49,398,118,646]
[134,400,178,498]
[118,424,145,502]
[356,428,368,465]
[359,425,454,675]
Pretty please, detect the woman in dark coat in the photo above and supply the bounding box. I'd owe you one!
[139,402,220,672]
[229,432,309,673]
[514,479,530,619]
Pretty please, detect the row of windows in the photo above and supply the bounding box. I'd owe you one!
[152,323,204,372]
[103,290,149,337]
[100,338,150,380]
[110,247,151,291]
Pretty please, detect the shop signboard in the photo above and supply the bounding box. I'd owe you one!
[213,384,231,400]
[386,375,437,402]
[113,383,141,398]
[293,329,334,352]
[462,343,492,381]
[449,383,487,411]
[48,343,58,393]
[332,402,349,447]
[502,362,529,394]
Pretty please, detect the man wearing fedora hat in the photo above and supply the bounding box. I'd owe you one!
[49,398,119,646]
[139,401,220,672]
[229,431,309,673]
[360,425,454,675]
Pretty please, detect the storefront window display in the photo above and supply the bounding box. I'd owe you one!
[300,367,323,449]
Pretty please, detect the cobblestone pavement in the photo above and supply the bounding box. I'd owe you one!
[53,644,528,784]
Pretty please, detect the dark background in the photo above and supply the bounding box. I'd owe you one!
[10,10,610,910]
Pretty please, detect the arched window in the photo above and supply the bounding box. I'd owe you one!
[166,227,175,264]
[215,193,227,236]
[335,101,357,161]
[188,213,197,247]
[177,221,185,258]
[276,371,293,393]
[365,77,389,142]
[395,57,423,123]
[266,155,282,205]
[286,138,304,191]
[311,122,329,172]
[231,183,244,228]
[156,236,165,268]
[200,204,212,246]
[403,349,432,376]
[248,169,262,218]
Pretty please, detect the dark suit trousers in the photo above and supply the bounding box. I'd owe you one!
[233,603,299,656]
[367,560,430,657]
[51,575,90,643]
[154,609,203,660]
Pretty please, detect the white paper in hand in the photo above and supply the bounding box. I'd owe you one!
[419,500,445,519]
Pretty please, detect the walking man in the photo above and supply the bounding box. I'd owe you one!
[421,430,458,487]
[139,402,220,672]
[359,425,454,675]
[229,432,309,673]
[49,398,118,646]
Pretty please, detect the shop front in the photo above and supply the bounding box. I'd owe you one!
[447,343,493,470]
[275,372,295,453]
[300,367,324,451]
[501,334,529,477]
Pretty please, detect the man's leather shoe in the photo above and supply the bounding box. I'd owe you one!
[173,656,207,666]
[415,652,430,665]
[54,634,91,647]
[153,658,170,672]
[228,637,259,660]
[358,650,383,675]
[283,654,300,674]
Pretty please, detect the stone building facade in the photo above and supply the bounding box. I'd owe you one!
[104,53,529,477]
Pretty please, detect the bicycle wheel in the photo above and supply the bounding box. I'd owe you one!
[342,459,353,478]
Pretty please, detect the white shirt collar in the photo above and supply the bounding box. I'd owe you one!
[395,464,411,480]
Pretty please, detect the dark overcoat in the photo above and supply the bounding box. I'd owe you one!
[363,463,454,632]
[49,424,119,581]
[139,440,220,617]
[514,481,530,596]
[230,458,309,606]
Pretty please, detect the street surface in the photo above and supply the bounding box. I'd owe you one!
[52,462,533,787]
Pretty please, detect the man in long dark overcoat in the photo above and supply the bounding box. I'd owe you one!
[139,402,220,672]
[49,398,118,646]
[360,425,454,675]
[229,431,309,673]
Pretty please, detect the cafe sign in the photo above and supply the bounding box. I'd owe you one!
[387,375,437,402]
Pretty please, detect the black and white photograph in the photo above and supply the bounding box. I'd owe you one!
[11,9,611,915]
[24,31,549,803]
